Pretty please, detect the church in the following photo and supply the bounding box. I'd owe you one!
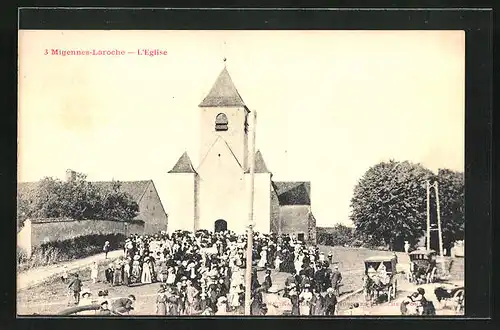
[165,66,317,244]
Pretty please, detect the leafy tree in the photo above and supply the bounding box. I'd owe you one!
[434,169,464,251]
[350,160,434,251]
[18,172,139,224]
[100,180,139,220]
[317,225,372,247]
[17,193,32,230]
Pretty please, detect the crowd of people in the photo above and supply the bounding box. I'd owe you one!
[72,229,346,316]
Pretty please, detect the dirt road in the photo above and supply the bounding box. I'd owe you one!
[17,250,123,291]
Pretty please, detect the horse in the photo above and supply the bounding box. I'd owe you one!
[363,276,382,304]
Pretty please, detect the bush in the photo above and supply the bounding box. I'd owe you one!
[317,224,358,247]
[18,233,126,270]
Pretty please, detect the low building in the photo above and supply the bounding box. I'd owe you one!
[17,171,168,234]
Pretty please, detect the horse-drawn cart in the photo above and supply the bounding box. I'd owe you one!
[363,255,398,303]
[408,249,437,284]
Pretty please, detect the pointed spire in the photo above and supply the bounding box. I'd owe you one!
[254,150,270,173]
[245,150,270,174]
[168,152,196,173]
[199,67,246,108]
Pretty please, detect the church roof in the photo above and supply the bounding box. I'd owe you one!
[245,150,271,174]
[92,181,151,202]
[199,67,247,108]
[272,181,311,205]
[168,152,197,174]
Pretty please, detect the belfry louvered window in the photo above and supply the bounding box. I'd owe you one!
[215,113,228,131]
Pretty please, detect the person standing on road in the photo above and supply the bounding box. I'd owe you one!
[67,273,82,305]
[324,287,338,316]
[404,241,410,253]
[103,241,110,259]
[156,285,167,315]
[310,289,325,315]
[331,265,342,296]
[90,261,99,284]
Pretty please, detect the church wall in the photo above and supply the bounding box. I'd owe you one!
[270,187,281,234]
[279,205,313,242]
[198,176,247,233]
[165,173,196,232]
[199,107,248,170]
[137,181,168,234]
[250,173,272,234]
[197,137,247,233]
[308,214,317,245]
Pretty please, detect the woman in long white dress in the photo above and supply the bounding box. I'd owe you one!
[257,247,268,268]
[90,261,99,284]
[166,267,176,285]
[299,285,313,316]
[227,284,241,311]
[294,255,303,275]
[141,258,152,284]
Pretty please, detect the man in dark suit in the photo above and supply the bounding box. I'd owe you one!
[331,265,342,295]
[324,288,338,315]
[67,273,82,305]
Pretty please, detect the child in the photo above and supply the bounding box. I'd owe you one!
[103,241,110,259]
[105,263,114,284]
[90,261,99,284]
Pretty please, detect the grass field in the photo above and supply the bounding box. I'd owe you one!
[17,246,410,315]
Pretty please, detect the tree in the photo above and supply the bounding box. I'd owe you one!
[100,180,139,220]
[21,172,139,222]
[17,193,32,230]
[435,169,464,250]
[350,160,434,251]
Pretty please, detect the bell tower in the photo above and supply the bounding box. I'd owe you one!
[198,63,249,171]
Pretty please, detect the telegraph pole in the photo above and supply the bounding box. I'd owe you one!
[434,181,444,257]
[426,181,444,256]
[244,110,257,315]
[426,180,431,250]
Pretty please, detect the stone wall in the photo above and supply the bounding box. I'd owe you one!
[17,218,144,258]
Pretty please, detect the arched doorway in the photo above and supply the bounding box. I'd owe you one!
[214,219,227,232]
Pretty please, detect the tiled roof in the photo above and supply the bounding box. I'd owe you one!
[92,180,151,202]
[272,181,311,206]
[168,152,197,173]
[244,150,271,174]
[199,67,246,108]
[17,180,151,204]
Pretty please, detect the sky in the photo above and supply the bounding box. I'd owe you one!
[18,30,465,227]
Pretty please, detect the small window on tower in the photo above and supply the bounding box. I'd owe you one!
[215,113,228,131]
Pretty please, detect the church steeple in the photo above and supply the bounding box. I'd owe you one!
[168,152,197,173]
[198,66,246,108]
